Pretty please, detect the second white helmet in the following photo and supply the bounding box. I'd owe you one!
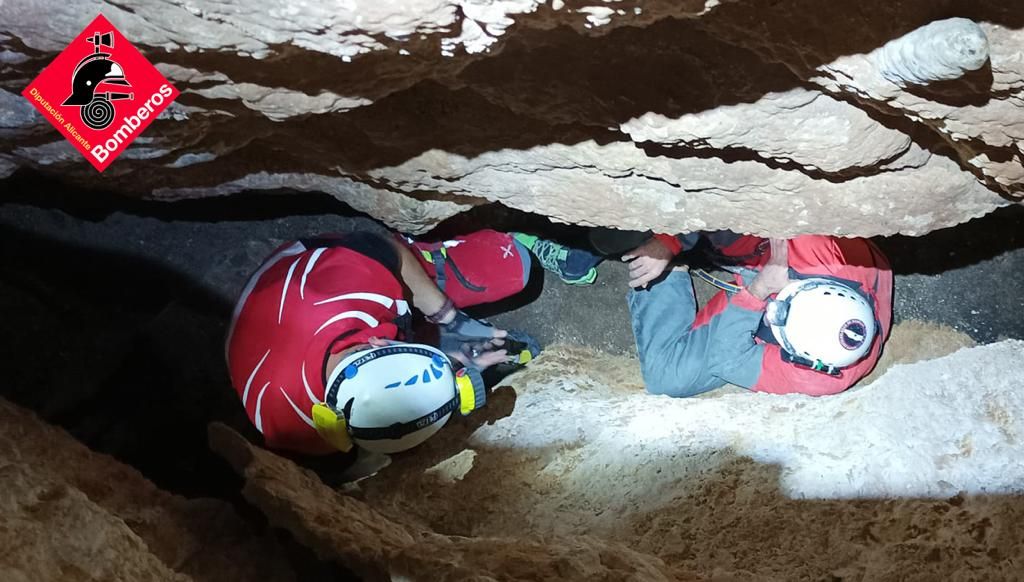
[766,278,877,370]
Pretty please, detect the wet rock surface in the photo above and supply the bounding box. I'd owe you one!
[2,1,1022,236]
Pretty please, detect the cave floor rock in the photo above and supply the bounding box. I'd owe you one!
[214,340,1024,581]
[209,422,681,582]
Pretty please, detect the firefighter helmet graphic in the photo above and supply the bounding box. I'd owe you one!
[62,31,133,130]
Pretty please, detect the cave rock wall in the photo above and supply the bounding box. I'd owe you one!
[2,1,1023,235]
[0,399,296,582]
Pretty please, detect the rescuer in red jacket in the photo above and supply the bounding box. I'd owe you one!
[226,229,599,456]
[611,231,893,396]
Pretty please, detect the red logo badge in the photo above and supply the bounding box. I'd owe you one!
[21,14,179,172]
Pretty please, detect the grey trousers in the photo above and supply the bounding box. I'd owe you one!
[628,270,764,397]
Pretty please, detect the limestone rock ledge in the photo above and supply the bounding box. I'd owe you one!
[0,399,296,582]
[2,1,1022,236]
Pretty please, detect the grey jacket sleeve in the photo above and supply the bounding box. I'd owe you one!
[704,289,768,389]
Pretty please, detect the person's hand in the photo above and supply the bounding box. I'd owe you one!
[439,310,510,370]
[447,341,509,371]
[748,238,791,300]
[623,238,675,289]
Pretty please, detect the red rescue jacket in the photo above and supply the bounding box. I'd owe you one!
[226,241,407,454]
[695,234,894,395]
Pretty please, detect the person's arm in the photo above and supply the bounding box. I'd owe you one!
[652,233,685,255]
[389,237,454,323]
[388,237,513,369]
[745,238,790,301]
[624,233,701,289]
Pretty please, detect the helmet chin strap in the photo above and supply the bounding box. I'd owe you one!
[779,350,842,377]
[347,396,462,441]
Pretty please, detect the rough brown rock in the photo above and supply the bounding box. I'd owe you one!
[0,398,295,582]
[2,0,1021,235]
[208,422,680,582]
[1,463,190,582]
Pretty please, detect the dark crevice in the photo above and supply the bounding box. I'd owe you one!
[1,168,371,223]
[901,60,997,107]
[635,138,917,184]
[875,203,1024,274]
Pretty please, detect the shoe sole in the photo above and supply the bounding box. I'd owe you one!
[559,267,598,286]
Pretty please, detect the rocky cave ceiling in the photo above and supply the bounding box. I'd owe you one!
[2,0,1023,236]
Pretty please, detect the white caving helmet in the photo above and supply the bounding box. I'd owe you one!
[312,343,486,454]
[766,278,877,373]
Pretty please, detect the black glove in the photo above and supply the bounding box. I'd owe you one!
[439,310,504,365]
[501,329,543,365]
[440,310,496,342]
